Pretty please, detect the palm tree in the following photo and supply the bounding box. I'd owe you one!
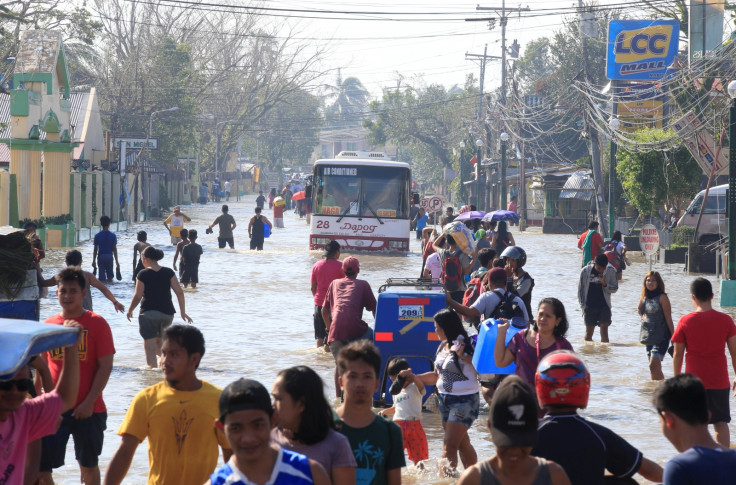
[324,70,371,129]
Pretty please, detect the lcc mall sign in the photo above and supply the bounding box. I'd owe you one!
[606,19,679,80]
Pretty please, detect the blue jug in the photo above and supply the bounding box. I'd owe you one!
[472,318,528,374]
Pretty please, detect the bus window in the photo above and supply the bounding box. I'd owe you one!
[314,173,360,216]
[362,169,409,218]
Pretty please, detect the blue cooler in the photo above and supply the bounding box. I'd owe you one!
[472,318,527,374]
[373,283,446,405]
[0,319,79,380]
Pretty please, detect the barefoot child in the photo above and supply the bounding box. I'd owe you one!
[180,230,202,289]
[378,358,429,466]
[172,228,189,277]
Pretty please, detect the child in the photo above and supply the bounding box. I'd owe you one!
[378,358,428,466]
[180,229,202,289]
[132,230,151,281]
[172,228,189,277]
[207,378,329,485]
[92,215,119,282]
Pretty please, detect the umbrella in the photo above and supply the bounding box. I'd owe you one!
[482,210,520,223]
[273,196,286,207]
[453,210,486,221]
[291,190,306,201]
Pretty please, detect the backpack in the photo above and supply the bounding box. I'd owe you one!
[462,273,488,307]
[603,240,621,270]
[489,289,526,321]
[441,250,464,292]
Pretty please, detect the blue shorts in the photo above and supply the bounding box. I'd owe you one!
[646,339,670,361]
[41,411,107,470]
[437,392,480,428]
[97,254,114,281]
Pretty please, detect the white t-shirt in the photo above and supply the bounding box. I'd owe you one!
[425,253,441,279]
[224,181,232,192]
[393,382,425,421]
[435,346,480,395]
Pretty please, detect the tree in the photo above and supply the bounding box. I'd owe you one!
[364,76,477,187]
[246,88,322,170]
[324,71,371,129]
[617,130,701,218]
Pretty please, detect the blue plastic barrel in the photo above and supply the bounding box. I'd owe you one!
[472,318,528,374]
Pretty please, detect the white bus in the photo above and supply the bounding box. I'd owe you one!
[309,152,411,252]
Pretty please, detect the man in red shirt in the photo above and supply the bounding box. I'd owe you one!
[310,240,343,350]
[577,221,603,266]
[40,268,115,485]
[322,256,377,397]
[672,277,736,448]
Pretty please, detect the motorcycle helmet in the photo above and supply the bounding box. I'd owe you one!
[535,350,590,409]
[500,245,527,268]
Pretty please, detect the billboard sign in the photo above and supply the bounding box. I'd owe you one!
[606,19,680,80]
[689,1,724,61]
[672,112,730,176]
[615,83,664,132]
[111,136,158,150]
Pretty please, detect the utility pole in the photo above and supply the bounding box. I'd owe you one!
[574,0,607,237]
[466,45,500,208]
[476,1,529,210]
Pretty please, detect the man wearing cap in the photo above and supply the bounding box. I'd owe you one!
[164,206,191,246]
[457,375,571,485]
[322,256,377,398]
[311,241,343,350]
[207,379,329,485]
[104,325,231,485]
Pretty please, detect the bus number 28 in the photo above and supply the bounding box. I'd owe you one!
[316,220,330,229]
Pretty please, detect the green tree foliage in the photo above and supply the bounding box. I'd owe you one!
[324,72,371,129]
[246,88,322,170]
[364,77,477,186]
[617,130,701,218]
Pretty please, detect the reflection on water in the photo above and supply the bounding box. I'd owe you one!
[40,198,734,484]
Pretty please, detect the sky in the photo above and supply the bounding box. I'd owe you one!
[274,0,734,99]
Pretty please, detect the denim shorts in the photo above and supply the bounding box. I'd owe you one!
[437,392,480,428]
[646,339,670,361]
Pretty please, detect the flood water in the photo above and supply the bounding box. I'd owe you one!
[39,196,735,484]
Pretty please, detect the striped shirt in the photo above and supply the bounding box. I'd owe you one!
[209,448,313,485]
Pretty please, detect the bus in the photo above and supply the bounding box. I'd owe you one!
[309,152,411,252]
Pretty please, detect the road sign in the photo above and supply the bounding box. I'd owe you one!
[640,224,660,256]
[111,137,158,150]
[419,198,430,209]
[428,196,443,212]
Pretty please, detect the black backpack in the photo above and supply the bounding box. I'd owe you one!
[489,289,526,321]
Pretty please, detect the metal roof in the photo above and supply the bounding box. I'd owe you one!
[560,172,595,200]
[0,91,92,163]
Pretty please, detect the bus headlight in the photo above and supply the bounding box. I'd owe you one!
[311,237,332,246]
[388,240,408,249]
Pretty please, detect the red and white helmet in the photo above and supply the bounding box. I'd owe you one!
[535,350,591,409]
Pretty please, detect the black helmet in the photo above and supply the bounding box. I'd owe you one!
[501,245,527,267]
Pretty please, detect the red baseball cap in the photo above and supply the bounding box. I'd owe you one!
[342,256,360,274]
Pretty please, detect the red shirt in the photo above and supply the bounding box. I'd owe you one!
[311,259,344,306]
[273,204,284,218]
[577,230,603,258]
[44,311,115,412]
[671,310,736,389]
[323,277,377,343]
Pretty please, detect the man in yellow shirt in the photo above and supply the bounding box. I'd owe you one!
[104,325,231,485]
[163,206,191,245]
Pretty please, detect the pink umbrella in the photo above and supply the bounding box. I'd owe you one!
[291,190,306,201]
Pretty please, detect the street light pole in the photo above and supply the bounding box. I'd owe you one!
[608,118,620,239]
[146,106,179,219]
[500,132,509,209]
[475,138,483,208]
[721,80,736,306]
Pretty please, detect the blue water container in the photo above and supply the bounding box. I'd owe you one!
[263,222,271,238]
[0,319,79,380]
[472,318,527,374]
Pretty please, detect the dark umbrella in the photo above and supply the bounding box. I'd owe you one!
[482,210,520,223]
[453,210,486,221]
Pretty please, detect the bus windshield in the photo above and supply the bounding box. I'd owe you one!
[314,165,409,218]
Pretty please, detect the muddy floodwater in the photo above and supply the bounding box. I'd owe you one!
[39,196,734,484]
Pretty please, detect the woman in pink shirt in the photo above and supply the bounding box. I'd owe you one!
[311,241,343,350]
